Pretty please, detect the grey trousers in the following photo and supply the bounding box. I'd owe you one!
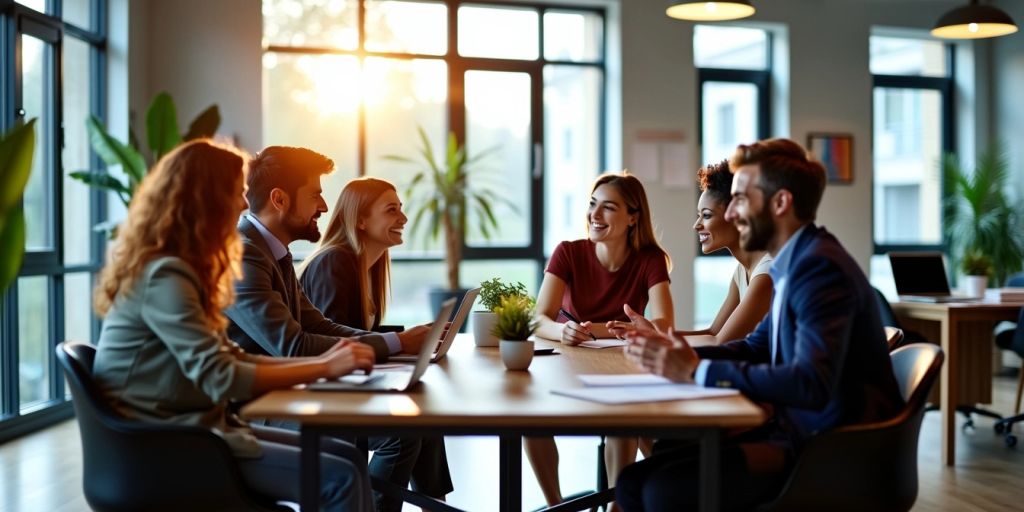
[236,425,374,512]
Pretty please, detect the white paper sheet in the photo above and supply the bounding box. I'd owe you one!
[578,338,628,349]
[578,374,673,386]
[552,385,739,405]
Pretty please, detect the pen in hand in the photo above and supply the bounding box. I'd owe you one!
[558,308,598,340]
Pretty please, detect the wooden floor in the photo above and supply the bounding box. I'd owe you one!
[1,375,1022,512]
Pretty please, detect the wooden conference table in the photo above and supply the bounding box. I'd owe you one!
[240,334,765,512]
[891,299,1024,466]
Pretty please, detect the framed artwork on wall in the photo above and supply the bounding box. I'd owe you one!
[807,133,853,184]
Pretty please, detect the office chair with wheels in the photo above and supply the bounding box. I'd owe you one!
[757,343,944,512]
[884,327,904,352]
[874,287,1002,429]
[993,305,1024,447]
[57,341,290,512]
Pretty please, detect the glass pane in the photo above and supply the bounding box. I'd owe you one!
[701,81,759,164]
[64,273,93,344]
[465,70,531,247]
[869,254,898,304]
[21,35,55,251]
[364,57,447,257]
[15,0,46,13]
[544,65,602,254]
[694,25,769,70]
[387,261,446,327]
[544,10,603,62]
[458,5,539,60]
[263,0,358,50]
[366,1,447,55]
[64,37,93,265]
[19,276,51,411]
[870,36,947,77]
[872,87,943,245]
[262,52,359,258]
[62,0,93,30]
[693,256,734,328]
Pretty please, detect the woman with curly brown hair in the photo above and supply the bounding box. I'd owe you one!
[92,139,376,511]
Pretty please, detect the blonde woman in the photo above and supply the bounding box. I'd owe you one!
[92,140,376,511]
[529,172,675,509]
[300,177,454,509]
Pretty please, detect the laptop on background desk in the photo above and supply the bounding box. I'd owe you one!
[390,287,480,364]
[307,298,456,392]
[889,252,981,303]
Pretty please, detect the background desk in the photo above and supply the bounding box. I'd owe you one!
[241,334,764,512]
[891,300,1023,466]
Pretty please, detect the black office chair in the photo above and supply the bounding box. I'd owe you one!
[757,343,944,512]
[993,304,1024,447]
[57,341,290,512]
[874,287,1001,429]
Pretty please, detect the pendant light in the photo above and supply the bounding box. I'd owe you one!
[931,0,1018,39]
[666,1,756,22]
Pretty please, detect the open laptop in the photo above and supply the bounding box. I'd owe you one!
[889,252,980,303]
[307,298,456,392]
[390,287,481,364]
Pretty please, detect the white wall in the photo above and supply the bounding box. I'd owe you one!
[993,0,1024,201]
[128,0,263,153]
[125,0,1001,328]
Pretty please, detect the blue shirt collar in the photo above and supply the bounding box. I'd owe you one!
[246,213,289,261]
[769,224,809,281]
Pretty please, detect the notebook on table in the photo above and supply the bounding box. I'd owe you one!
[390,287,480,364]
[888,252,981,303]
[307,298,456,392]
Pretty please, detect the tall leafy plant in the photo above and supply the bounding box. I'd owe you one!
[384,127,513,291]
[70,91,220,208]
[0,119,36,294]
[942,145,1024,285]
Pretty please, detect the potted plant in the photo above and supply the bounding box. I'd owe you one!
[70,92,220,233]
[0,119,37,294]
[474,278,530,347]
[384,126,512,316]
[943,145,1024,286]
[959,249,993,298]
[492,295,538,371]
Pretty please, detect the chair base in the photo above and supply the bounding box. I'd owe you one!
[925,404,1003,430]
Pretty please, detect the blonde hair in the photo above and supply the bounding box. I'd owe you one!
[590,172,672,272]
[94,139,248,331]
[304,177,396,328]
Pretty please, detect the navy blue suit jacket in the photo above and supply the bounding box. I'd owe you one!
[696,224,903,445]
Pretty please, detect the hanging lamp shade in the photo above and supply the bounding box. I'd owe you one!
[931,0,1018,39]
[666,1,755,22]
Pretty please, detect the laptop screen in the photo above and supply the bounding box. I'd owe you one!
[889,253,951,295]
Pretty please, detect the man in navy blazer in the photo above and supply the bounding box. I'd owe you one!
[616,138,903,511]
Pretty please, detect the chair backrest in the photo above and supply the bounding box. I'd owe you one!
[884,326,905,352]
[1006,272,1024,287]
[874,287,901,329]
[758,343,943,512]
[57,342,284,512]
[1010,306,1024,359]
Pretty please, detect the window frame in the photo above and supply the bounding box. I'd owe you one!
[0,0,107,442]
[262,0,608,285]
[871,45,955,255]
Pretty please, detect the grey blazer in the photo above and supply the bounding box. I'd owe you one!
[225,216,391,362]
[93,257,261,458]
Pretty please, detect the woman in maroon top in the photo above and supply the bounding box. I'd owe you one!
[528,172,675,509]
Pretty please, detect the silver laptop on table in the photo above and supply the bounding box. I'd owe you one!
[390,287,480,364]
[307,298,456,392]
[889,252,980,303]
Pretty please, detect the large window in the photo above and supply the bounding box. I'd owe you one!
[869,35,953,294]
[693,24,771,327]
[262,1,606,325]
[1,0,107,441]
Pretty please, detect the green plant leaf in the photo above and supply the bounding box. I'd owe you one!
[183,104,220,140]
[0,206,26,294]
[86,115,147,186]
[0,119,36,212]
[146,92,182,160]
[69,171,132,206]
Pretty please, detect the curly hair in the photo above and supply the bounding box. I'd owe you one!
[697,160,733,205]
[95,139,248,331]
